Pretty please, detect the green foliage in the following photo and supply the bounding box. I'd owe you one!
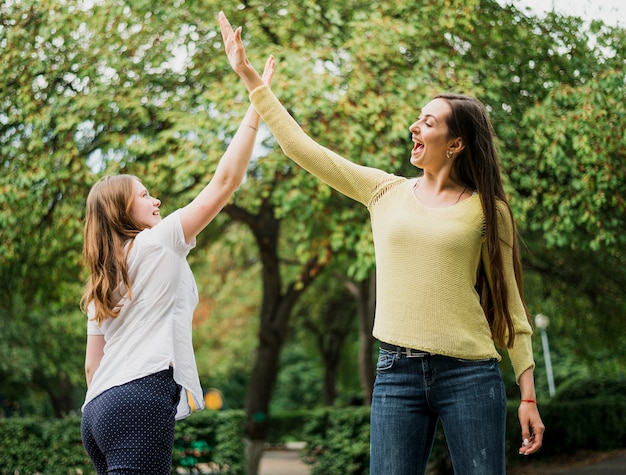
[301,406,371,475]
[270,343,323,412]
[521,247,626,374]
[551,374,626,402]
[511,68,626,256]
[0,417,92,474]
[1,0,625,423]
[190,223,260,410]
[0,411,246,475]
[294,397,626,474]
[266,409,314,445]
[296,398,626,474]
[2,397,626,473]
[174,410,246,474]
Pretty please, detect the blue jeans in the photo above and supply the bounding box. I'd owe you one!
[370,348,506,475]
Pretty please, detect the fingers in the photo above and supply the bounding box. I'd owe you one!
[520,422,530,445]
[527,423,545,454]
[218,11,233,44]
[261,55,275,85]
[518,405,545,455]
[518,423,545,455]
[218,11,268,90]
[218,11,241,52]
[519,433,542,455]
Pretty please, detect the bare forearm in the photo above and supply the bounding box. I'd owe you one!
[180,105,259,242]
[213,105,259,188]
[85,335,105,387]
[238,65,265,93]
[518,367,537,401]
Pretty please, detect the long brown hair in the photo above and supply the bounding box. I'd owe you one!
[80,175,147,324]
[435,93,531,348]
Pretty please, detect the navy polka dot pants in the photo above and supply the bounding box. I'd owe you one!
[81,368,181,474]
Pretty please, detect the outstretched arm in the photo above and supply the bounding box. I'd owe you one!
[218,11,393,206]
[179,53,275,243]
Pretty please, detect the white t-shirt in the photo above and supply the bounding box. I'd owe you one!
[82,209,205,419]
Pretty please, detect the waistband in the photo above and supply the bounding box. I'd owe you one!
[380,341,431,358]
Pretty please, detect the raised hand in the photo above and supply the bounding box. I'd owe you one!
[261,54,275,87]
[218,11,248,74]
[218,11,267,91]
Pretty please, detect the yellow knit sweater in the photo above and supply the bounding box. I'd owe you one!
[250,85,534,382]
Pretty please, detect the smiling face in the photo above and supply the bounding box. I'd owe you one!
[129,179,161,229]
[409,98,457,171]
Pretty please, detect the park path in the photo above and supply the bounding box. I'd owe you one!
[259,449,311,475]
[259,448,626,475]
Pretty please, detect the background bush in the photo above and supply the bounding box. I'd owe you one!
[1,393,625,474]
[0,411,246,475]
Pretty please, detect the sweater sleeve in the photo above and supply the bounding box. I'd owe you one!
[482,201,535,382]
[250,85,391,206]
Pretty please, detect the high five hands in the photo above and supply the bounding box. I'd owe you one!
[218,11,272,91]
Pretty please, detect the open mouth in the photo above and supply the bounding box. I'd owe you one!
[412,140,424,154]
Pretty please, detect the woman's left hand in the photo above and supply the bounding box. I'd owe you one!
[218,11,265,91]
[518,402,545,455]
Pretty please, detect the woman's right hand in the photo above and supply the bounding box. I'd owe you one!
[218,11,265,91]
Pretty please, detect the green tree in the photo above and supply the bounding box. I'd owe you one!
[512,68,626,375]
[2,4,624,474]
[296,270,358,406]
[1,0,95,415]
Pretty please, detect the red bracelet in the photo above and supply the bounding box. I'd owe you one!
[521,399,537,403]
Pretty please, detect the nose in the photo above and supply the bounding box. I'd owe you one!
[409,121,419,134]
[154,198,161,207]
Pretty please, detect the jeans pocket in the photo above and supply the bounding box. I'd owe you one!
[376,350,398,372]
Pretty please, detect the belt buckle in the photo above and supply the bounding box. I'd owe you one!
[405,348,429,358]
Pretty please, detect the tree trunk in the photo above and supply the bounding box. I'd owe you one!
[244,327,284,475]
[245,439,265,475]
[226,202,326,475]
[244,300,292,441]
[345,272,376,406]
[321,346,339,406]
[243,263,322,475]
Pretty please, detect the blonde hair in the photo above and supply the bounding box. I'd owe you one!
[80,175,147,324]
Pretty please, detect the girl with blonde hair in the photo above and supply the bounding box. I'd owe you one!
[79,57,274,474]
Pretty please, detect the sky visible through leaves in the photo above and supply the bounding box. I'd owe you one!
[503,0,625,26]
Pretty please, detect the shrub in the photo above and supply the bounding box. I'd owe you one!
[0,416,91,475]
[2,392,625,474]
[302,406,370,475]
[551,375,626,401]
[0,410,245,475]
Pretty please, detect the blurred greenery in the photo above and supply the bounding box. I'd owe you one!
[1,1,624,466]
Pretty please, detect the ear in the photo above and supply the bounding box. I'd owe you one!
[448,137,465,155]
